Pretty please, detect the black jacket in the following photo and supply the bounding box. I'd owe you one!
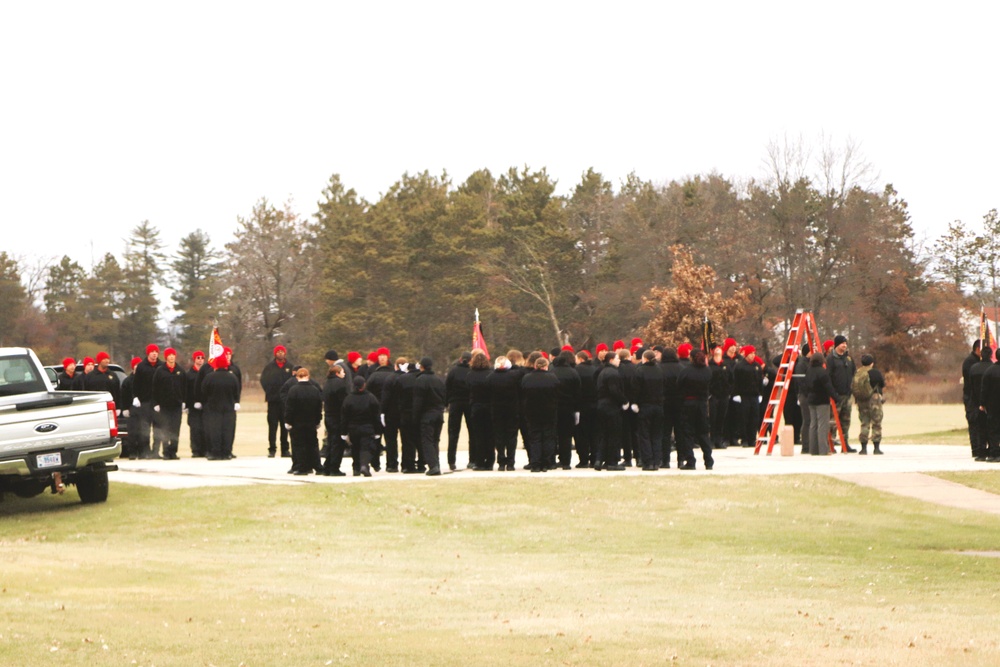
[520,369,560,420]
[596,365,625,408]
[322,374,350,426]
[467,367,492,407]
[827,351,856,397]
[83,368,121,406]
[979,361,1000,413]
[575,360,599,407]
[284,380,323,428]
[340,390,382,436]
[661,359,683,409]
[733,357,763,396]
[133,358,163,402]
[260,359,294,403]
[414,370,447,419]
[805,365,837,405]
[364,365,394,406]
[970,359,994,407]
[201,368,240,412]
[677,364,712,402]
[708,359,732,400]
[552,363,582,412]
[186,366,204,408]
[445,361,472,406]
[487,368,520,412]
[152,363,186,410]
[963,352,981,401]
[634,360,664,406]
[617,360,639,404]
[56,370,81,391]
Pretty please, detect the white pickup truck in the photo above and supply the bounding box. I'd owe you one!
[0,347,120,503]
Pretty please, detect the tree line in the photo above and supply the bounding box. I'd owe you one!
[0,142,978,379]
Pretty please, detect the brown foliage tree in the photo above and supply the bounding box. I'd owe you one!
[640,245,750,347]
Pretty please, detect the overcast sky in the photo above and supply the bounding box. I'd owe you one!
[2,2,997,269]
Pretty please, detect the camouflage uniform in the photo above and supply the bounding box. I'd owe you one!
[857,394,883,445]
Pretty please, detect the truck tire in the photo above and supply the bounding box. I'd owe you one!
[76,470,109,504]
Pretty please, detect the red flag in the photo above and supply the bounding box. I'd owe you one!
[208,326,225,364]
[472,309,490,360]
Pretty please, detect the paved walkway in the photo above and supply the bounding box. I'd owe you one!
[111,444,1000,515]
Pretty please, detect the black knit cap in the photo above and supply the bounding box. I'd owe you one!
[324,350,339,361]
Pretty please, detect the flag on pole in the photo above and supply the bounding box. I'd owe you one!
[472,308,490,360]
[208,325,225,365]
[983,306,998,362]
[701,314,715,352]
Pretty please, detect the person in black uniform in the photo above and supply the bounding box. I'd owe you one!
[397,360,424,473]
[322,363,350,475]
[487,356,520,471]
[551,351,581,470]
[260,344,295,458]
[379,357,408,473]
[185,351,207,457]
[466,352,493,470]
[340,375,383,476]
[283,367,324,475]
[617,348,639,466]
[634,349,665,471]
[152,348,186,460]
[445,351,473,472]
[977,350,1000,462]
[708,346,731,451]
[574,350,599,468]
[202,355,240,460]
[963,340,984,460]
[223,347,242,457]
[969,346,994,461]
[120,357,140,459]
[75,357,94,390]
[132,344,163,459]
[595,353,626,471]
[83,351,122,411]
[676,349,714,470]
[520,356,560,472]
[660,348,683,467]
[413,357,446,476]
[733,345,763,447]
[56,357,81,391]
[362,347,394,471]
[721,338,741,447]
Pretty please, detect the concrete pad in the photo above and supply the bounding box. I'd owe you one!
[829,471,1000,515]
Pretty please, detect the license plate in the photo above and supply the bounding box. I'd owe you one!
[36,452,62,468]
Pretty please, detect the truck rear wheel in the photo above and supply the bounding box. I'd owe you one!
[76,470,109,504]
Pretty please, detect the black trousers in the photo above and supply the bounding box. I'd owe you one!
[136,402,157,458]
[575,405,597,466]
[977,410,991,459]
[596,404,622,466]
[290,424,320,473]
[556,408,576,467]
[967,399,986,458]
[739,395,759,446]
[469,403,491,468]
[204,410,236,459]
[266,400,290,455]
[662,402,680,463]
[383,414,400,468]
[420,412,444,471]
[680,399,714,468]
[525,413,557,470]
[154,408,183,457]
[447,403,470,467]
[637,403,664,467]
[621,409,637,463]
[188,408,205,456]
[400,414,422,469]
[709,396,727,447]
[491,409,519,469]
[723,396,741,446]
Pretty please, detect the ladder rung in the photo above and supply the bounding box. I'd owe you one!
[763,418,775,423]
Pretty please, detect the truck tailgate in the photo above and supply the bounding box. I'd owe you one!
[0,391,113,456]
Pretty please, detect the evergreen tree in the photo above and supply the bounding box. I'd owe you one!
[120,221,165,356]
[172,230,222,353]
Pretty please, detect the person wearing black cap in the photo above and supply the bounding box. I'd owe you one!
[413,357,446,475]
[970,346,994,461]
[445,351,473,471]
[339,375,382,476]
[826,335,858,452]
[283,367,324,475]
[963,340,983,460]
[324,350,353,386]
[853,354,886,455]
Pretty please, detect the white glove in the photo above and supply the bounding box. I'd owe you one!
[375,434,382,441]
[763,377,769,386]
[284,423,292,431]
[153,405,161,413]
[758,396,762,403]
[341,434,348,441]
[344,435,352,445]
[630,404,639,414]
[194,402,202,410]
[234,403,241,412]
[381,414,386,427]
[133,397,141,408]
[122,410,130,418]
[622,403,629,411]
[574,412,580,426]
[733,395,742,404]
[115,409,121,416]
[181,403,186,411]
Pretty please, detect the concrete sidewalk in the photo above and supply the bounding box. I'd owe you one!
[111,444,1000,515]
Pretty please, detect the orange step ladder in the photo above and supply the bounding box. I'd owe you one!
[754,310,847,455]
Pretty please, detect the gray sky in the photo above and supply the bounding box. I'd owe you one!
[2,2,997,268]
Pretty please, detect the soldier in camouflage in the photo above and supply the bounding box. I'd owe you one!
[855,354,886,455]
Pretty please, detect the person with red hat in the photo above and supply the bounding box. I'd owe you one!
[616,347,640,466]
[83,351,122,413]
[186,351,208,457]
[74,357,95,390]
[119,357,142,459]
[133,344,164,459]
[722,338,741,448]
[595,343,609,363]
[732,345,763,447]
[260,344,295,458]
[152,348,186,459]
[363,347,395,470]
[677,343,693,366]
[202,351,241,461]
[347,351,364,377]
[56,357,80,391]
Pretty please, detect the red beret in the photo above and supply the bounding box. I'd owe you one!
[367,351,379,363]
[377,347,391,357]
[541,351,549,359]
[130,356,142,370]
[163,348,177,358]
[561,345,574,353]
[273,345,287,355]
[62,357,75,370]
[95,351,110,364]
[83,357,95,366]
[193,350,205,359]
[146,344,159,355]
[723,338,737,351]
[613,340,625,351]
[596,343,608,353]
[347,351,362,364]
[741,345,756,356]
[631,337,643,347]
[677,343,693,359]
[213,355,230,370]
[223,346,233,355]
[823,340,835,352]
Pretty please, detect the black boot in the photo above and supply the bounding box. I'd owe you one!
[859,442,867,455]
[873,441,883,455]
